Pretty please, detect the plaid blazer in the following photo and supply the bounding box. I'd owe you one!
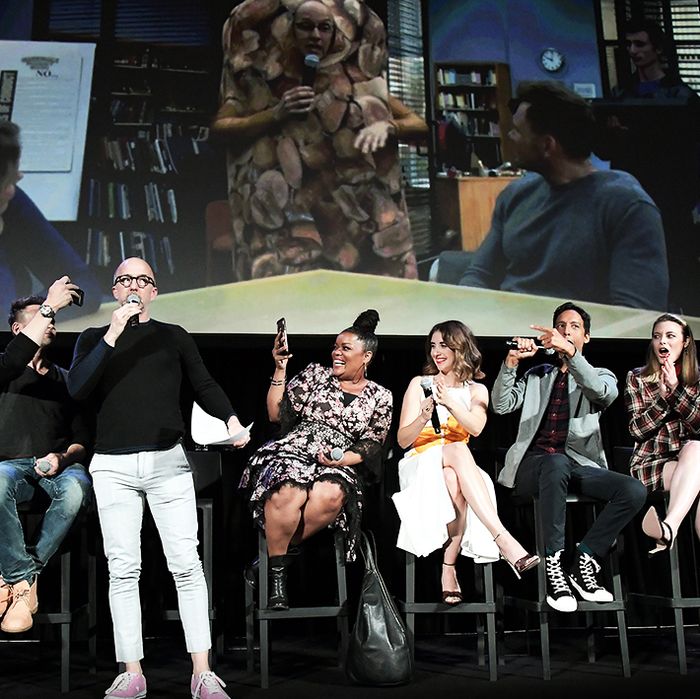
[625,367,700,490]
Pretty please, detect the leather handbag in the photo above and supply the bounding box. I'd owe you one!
[345,531,413,686]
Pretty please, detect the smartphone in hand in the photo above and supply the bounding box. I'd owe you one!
[276,317,289,355]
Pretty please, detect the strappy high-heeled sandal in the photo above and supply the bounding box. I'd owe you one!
[493,530,540,580]
[441,562,463,605]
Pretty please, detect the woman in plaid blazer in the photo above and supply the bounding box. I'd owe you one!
[625,313,700,554]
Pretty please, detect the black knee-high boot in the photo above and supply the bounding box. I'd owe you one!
[268,555,289,610]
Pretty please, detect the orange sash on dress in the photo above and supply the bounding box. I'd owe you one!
[412,414,470,454]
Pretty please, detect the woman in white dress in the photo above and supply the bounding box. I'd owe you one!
[394,320,539,604]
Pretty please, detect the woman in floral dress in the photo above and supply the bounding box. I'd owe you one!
[241,309,392,609]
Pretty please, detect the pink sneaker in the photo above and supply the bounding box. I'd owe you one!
[104,671,147,698]
[191,671,230,698]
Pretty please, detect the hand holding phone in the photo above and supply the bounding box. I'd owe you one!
[276,317,290,355]
[65,278,85,306]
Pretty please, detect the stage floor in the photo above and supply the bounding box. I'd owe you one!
[2,626,698,698]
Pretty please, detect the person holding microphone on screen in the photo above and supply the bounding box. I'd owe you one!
[211,0,427,281]
[67,257,248,699]
[492,302,646,613]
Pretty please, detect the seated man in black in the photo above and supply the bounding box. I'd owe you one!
[0,279,90,632]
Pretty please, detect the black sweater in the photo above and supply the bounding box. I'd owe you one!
[68,319,236,454]
[0,332,89,460]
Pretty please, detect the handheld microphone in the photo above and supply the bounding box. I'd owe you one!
[419,377,441,435]
[330,447,344,462]
[505,339,556,355]
[126,293,141,328]
[301,53,320,87]
[36,460,52,474]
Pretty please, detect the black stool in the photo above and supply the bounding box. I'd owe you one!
[12,500,97,693]
[244,528,349,688]
[398,551,498,680]
[504,493,631,680]
[161,451,223,659]
[614,446,700,674]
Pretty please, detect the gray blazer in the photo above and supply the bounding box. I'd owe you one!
[491,351,618,488]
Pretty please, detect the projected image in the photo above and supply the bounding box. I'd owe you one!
[0,122,102,320]
[212,0,427,281]
[2,1,698,338]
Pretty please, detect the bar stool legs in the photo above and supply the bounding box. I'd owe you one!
[506,495,631,680]
[245,529,349,688]
[399,551,498,681]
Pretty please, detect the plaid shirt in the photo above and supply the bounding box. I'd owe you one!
[625,368,700,490]
[532,369,569,454]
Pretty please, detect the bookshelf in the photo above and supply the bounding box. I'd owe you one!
[433,62,513,170]
[61,41,221,293]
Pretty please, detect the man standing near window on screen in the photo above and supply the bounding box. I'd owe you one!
[68,257,249,699]
[458,81,669,310]
[598,20,700,314]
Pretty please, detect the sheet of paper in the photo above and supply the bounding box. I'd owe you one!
[2,46,82,171]
[191,402,252,446]
[0,40,95,219]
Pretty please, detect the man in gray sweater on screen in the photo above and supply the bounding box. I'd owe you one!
[459,81,668,311]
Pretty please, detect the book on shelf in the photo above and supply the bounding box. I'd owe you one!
[85,228,112,267]
[117,183,131,220]
[166,188,178,224]
[107,182,116,219]
[87,178,101,217]
[161,236,175,274]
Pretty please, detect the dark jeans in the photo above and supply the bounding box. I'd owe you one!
[514,451,647,559]
[0,458,91,584]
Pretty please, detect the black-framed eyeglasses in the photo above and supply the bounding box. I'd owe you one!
[113,274,155,289]
[294,20,334,34]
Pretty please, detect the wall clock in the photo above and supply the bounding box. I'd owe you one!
[540,48,565,73]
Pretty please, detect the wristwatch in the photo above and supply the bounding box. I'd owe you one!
[39,303,55,319]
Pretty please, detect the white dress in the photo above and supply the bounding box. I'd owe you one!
[392,379,500,563]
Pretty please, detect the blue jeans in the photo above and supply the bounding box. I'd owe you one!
[0,458,92,584]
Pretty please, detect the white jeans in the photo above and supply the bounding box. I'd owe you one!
[90,443,210,662]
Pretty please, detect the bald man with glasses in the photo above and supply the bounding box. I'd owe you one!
[68,257,248,699]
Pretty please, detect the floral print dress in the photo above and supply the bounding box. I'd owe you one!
[241,362,393,560]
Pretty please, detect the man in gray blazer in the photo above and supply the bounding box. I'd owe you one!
[492,301,646,612]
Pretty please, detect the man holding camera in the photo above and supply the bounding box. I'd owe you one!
[0,277,90,633]
[492,301,646,612]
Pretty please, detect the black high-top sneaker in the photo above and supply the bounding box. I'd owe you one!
[568,548,613,603]
[545,550,577,612]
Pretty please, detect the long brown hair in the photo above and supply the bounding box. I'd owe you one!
[641,313,699,385]
[423,320,484,382]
